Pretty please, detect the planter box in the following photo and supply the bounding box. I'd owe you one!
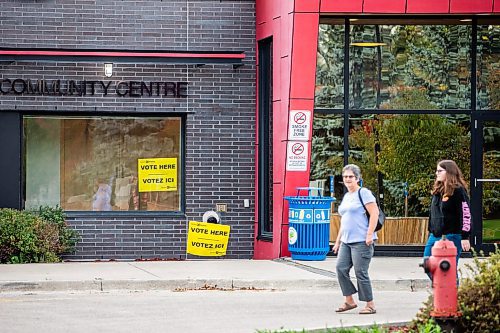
[330,213,429,245]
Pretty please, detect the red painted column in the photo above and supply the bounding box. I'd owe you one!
[254,0,296,259]
[281,10,320,257]
[254,0,320,259]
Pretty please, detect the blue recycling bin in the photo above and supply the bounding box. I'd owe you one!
[284,187,335,261]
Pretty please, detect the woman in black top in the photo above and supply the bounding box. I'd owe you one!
[424,160,472,277]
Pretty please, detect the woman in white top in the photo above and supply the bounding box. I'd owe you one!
[333,164,379,315]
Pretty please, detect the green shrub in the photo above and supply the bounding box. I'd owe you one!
[410,247,500,332]
[0,206,79,263]
[256,321,443,332]
[32,218,62,263]
[457,247,500,332]
[0,209,40,263]
[411,320,443,333]
[409,294,433,331]
[31,205,79,254]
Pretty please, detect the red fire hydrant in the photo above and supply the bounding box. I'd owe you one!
[420,237,462,319]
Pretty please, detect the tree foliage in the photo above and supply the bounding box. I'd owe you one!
[349,89,470,216]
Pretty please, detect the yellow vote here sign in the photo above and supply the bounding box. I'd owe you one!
[138,158,177,192]
[187,221,230,257]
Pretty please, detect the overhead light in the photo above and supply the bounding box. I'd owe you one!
[460,19,472,22]
[104,63,113,77]
[350,42,387,47]
[349,19,359,22]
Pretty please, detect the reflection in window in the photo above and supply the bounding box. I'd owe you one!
[348,114,470,217]
[482,121,500,243]
[24,116,182,212]
[310,113,344,198]
[477,25,500,110]
[349,24,471,110]
[313,20,487,246]
[315,25,345,109]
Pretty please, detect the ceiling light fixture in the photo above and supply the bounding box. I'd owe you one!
[350,42,387,47]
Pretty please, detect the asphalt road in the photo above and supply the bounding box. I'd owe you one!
[0,289,430,333]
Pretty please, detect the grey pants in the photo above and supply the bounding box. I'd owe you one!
[336,241,374,302]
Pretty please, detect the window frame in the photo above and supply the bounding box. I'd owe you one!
[313,17,495,251]
[257,36,274,240]
[21,112,187,217]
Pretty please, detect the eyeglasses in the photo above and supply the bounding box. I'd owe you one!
[342,175,356,179]
[436,169,446,173]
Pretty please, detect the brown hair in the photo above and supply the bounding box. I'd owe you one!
[432,160,468,196]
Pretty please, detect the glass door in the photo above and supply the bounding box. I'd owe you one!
[477,119,500,252]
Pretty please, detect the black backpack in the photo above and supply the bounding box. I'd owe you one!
[358,188,386,231]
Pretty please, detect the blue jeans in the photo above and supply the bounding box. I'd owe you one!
[423,233,462,282]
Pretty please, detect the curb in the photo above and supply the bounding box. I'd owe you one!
[0,279,334,293]
[0,278,430,293]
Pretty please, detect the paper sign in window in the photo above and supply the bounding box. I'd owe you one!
[138,157,177,192]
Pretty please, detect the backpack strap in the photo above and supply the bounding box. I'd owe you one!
[358,188,368,215]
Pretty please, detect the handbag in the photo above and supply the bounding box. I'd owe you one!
[358,188,385,231]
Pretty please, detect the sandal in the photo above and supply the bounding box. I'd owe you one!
[335,302,357,312]
[359,306,376,314]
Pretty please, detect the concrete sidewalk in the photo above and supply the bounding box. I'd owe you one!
[0,257,475,293]
[0,257,477,332]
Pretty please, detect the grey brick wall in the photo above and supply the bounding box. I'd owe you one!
[0,0,256,260]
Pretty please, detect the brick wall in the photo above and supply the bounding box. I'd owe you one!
[0,0,256,259]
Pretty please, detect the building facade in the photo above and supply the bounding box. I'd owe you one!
[254,0,499,259]
[0,1,256,260]
[1,1,498,261]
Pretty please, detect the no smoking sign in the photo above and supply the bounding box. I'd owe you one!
[288,110,311,140]
[286,141,309,171]
[294,112,307,124]
[291,142,304,155]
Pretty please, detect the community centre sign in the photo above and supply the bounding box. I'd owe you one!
[0,78,188,98]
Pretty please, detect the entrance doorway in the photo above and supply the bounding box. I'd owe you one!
[474,117,500,253]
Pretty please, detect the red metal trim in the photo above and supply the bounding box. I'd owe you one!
[319,0,497,13]
[0,49,245,60]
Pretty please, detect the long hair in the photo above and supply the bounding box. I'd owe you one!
[431,160,468,196]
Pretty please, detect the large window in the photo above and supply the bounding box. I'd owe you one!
[482,120,500,244]
[477,24,500,110]
[24,116,183,212]
[347,114,470,217]
[313,18,482,246]
[316,24,345,109]
[310,113,344,200]
[316,20,472,110]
